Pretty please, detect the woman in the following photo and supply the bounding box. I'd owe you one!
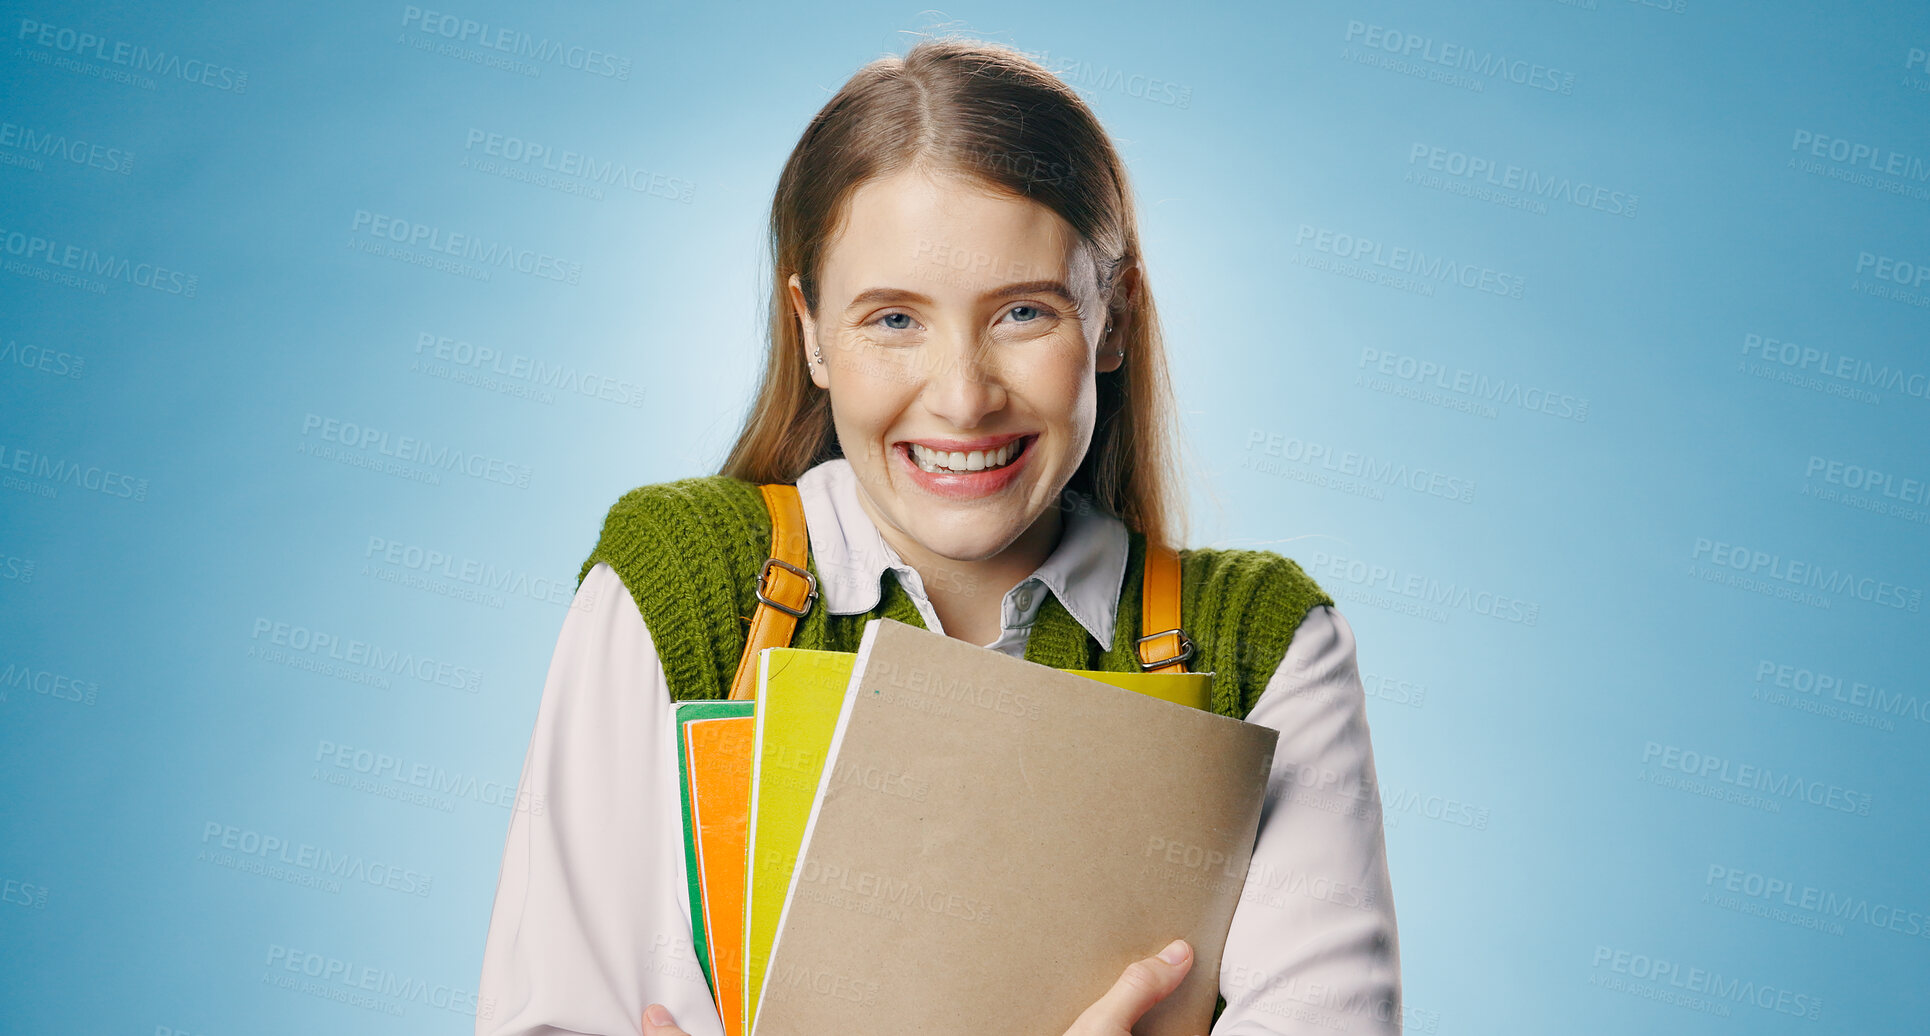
[477,37,1400,1036]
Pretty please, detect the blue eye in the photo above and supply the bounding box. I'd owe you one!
[878,312,914,330]
[1006,305,1042,322]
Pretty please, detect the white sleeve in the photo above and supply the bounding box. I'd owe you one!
[476,562,726,1036]
[1212,605,1402,1036]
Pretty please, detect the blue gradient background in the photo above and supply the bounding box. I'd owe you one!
[3,1,1927,1033]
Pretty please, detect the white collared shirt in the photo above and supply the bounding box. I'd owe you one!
[476,459,1401,1035]
[796,458,1131,656]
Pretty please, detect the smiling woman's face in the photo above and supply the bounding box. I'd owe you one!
[789,164,1123,569]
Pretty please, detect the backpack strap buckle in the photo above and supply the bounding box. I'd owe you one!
[1137,541,1190,674]
[756,556,818,619]
[729,483,814,700]
[1135,627,1195,672]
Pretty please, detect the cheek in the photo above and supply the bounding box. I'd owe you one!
[1021,356,1099,439]
[828,371,912,466]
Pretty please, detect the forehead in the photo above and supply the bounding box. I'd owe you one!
[821,165,1097,299]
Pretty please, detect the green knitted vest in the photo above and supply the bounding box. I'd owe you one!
[578,475,1335,1025]
[577,475,1334,721]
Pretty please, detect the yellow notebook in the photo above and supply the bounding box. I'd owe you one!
[743,649,855,1034]
[1071,667,1213,711]
[739,647,1212,1033]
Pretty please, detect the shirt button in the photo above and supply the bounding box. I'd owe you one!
[1013,587,1033,611]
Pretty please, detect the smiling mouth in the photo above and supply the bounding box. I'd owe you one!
[905,437,1030,474]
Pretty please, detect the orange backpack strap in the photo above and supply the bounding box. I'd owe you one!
[1135,540,1193,673]
[727,483,817,700]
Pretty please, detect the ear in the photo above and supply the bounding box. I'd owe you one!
[789,273,829,390]
[1095,331,1124,374]
[1095,261,1139,374]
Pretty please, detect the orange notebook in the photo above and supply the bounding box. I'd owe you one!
[683,714,756,1036]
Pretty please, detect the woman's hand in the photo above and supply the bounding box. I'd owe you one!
[1064,938,1199,1036]
[641,937,1199,1036]
[641,1001,690,1035]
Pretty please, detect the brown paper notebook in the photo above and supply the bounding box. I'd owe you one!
[751,618,1279,1036]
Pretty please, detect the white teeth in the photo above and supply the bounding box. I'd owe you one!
[910,441,1022,473]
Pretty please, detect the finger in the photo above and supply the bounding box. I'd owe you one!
[1068,938,1194,1035]
[642,1002,692,1036]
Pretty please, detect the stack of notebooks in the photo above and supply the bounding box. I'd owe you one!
[672,618,1279,1036]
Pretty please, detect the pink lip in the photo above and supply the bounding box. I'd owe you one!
[896,435,1035,500]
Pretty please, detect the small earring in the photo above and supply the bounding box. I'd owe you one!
[812,344,824,366]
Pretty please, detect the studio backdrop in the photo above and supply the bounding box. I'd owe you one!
[2,1,1926,1033]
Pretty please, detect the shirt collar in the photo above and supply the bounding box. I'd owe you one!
[794,457,1129,646]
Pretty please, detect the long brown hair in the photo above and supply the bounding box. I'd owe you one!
[719,36,1186,552]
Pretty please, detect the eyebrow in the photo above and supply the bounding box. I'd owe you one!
[843,280,1077,311]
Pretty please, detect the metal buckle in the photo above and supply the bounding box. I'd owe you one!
[1134,627,1195,671]
[756,557,818,618]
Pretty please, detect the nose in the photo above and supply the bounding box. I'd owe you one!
[919,330,1006,429]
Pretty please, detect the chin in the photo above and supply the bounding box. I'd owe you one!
[904,527,1012,564]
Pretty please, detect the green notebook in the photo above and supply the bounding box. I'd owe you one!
[673,698,755,998]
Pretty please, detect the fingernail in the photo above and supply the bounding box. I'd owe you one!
[1158,938,1189,964]
[645,1003,672,1026]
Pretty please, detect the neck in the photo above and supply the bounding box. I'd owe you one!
[861,499,1065,646]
